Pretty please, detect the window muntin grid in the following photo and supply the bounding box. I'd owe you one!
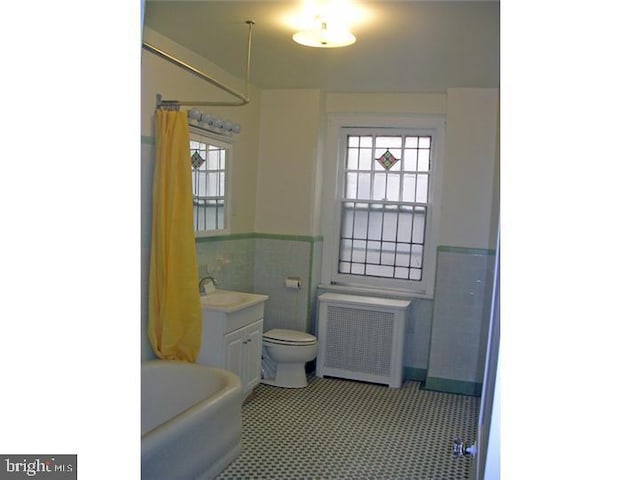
[190,137,227,233]
[339,133,432,281]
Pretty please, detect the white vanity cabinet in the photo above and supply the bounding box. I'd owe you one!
[223,318,263,394]
[197,290,269,397]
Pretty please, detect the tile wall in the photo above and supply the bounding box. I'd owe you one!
[253,237,315,333]
[196,235,323,334]
[144,224,496,394]
[196,235,256,292]
[425,246,496,395]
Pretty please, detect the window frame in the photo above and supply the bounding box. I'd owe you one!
[321,114,445,297]
[189,129,233,238]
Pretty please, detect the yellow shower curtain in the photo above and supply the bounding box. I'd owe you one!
[148,110,202,362]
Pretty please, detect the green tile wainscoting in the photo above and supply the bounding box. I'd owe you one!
[196,233,324,335]
[194,235,495,398]
[423,246,497,397]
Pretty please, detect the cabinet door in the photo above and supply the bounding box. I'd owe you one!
[243,320,263,392]
[224,328,245,382]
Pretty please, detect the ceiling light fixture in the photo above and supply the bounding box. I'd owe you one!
[293,17,356,48]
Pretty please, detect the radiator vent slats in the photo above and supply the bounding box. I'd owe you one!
[325,306,394,375]
[316,293,411,388]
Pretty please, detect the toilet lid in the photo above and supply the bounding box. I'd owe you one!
[263,328,317,345]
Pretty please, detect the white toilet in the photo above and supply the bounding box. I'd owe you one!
[261,328,318,388]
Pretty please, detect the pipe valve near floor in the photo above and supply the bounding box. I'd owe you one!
[452,437,477,458]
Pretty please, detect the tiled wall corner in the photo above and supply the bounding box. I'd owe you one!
[427,247,496,385]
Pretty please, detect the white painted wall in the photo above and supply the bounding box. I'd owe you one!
[254,89,323,235]
[440,88,500,249]
[252,89,500,243]
[142,30,500,251]
[141,27,261,234]
[325,93,447,115]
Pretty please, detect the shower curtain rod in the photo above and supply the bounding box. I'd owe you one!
[143,20,255,108]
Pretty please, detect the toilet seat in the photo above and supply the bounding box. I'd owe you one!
[263,328,317,346]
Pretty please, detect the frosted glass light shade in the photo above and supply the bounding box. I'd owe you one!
[293,22,356,48]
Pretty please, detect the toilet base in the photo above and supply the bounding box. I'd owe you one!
[261,363,309,388]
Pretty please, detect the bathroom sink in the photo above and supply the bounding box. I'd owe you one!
[202,292,246,306]
[200,289,268,313]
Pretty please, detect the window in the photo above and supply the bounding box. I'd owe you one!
[339,130,431,280]
[322,116,444,296]
[189,132,231,235]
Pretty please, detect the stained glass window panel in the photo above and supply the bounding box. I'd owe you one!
[376,149,399,170]
[338,130,434,282]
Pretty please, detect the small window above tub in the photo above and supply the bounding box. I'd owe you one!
[190,131,231,236]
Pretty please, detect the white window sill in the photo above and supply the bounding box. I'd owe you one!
[318,283,433,301]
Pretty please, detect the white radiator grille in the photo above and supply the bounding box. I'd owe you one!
[316,293,411,388]
[325,306,395,376]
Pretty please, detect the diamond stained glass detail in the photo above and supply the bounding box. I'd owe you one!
[191,151,205,169]
[376,149,399,170]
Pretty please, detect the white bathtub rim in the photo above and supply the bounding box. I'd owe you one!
[141,361,242,455]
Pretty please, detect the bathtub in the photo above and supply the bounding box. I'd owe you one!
[141,360,242,480]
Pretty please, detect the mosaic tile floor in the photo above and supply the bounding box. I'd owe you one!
[216,376,479,480]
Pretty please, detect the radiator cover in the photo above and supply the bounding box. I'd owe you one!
[316,293,411,388]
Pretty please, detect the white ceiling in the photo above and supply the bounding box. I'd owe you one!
[143,0,499,92]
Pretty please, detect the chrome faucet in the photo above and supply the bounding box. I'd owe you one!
[199,276,217,295]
